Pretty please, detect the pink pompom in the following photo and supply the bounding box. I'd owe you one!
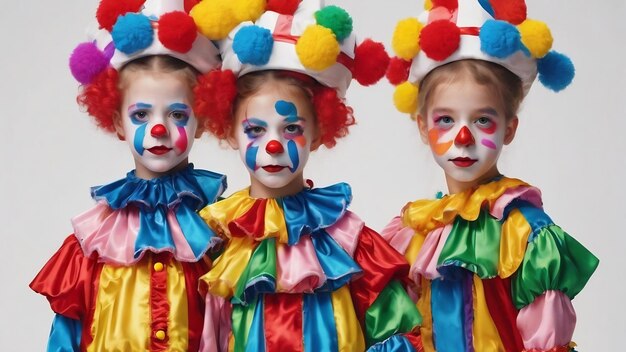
[353,39,390,86]
[69,42,110,84]
[158,11,197,53]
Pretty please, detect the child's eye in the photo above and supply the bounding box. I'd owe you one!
[475,117,493,128]
[170,111,189,121]
[244,126,265,138]
[284,124,303,136]
[130,111,149,123]
[435,116,454,128]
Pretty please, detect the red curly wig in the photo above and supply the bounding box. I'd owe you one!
[77,55,215,133]
[195,69,355,148]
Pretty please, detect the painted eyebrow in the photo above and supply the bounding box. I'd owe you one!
[128,102,152,112]
[283,116,305,123]
[243,117,268,127]
[168,103,190,110]
[477,108,499,116]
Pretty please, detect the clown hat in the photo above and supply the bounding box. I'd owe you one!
[193,0,390,97]
[69,0,222,85]
[388,0,576,114]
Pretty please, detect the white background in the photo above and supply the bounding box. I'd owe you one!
[1,0,623,350]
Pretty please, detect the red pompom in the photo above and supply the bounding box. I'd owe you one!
[386,57,412,85]
[77,68,121,133]
[266,0,301,15]
[312,86,355,148]
[194,70,237,139]
[158,11,197,53]
[490,0,527,24]
[353,39,390,86]
[432,0,458,11]
[96,0,145,31]
[420,20,460,61]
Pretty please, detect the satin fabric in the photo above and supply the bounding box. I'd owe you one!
[516,290,576,350]
[48,314,81,352]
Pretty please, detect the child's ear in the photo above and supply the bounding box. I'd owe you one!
[416,114,429,145]
[504,116,519,145]
[310,127,322,151]
[194,120,205,139]
[112,111,125,141]
[226,128,239,150]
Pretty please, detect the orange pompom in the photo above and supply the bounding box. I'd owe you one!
[193,69,237,139]
[353,39,390,86]
[386,57,412,85]
[96,0,145,31]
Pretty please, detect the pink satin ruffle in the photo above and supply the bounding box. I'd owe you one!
[380,216,416,254]
[517,290,576,350]
[200,294,232,352]
[72,201,197,265]
[491,186,543,220]
[411,224,453,281]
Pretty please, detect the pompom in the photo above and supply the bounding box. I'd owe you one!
[312,86,355,148]
[537,51,575,92]
[69,42,110,84]
[386,57,412,85]
[232,25,274,65]
[96,0,145,32]
[432,0,457,11]
[266,0,299,15]
[190,0,238,40]
[184,0,201,13]
[424,0,433,10]
[353,39,390,86]
[296,25,340,71]
[479,19,520,59]
[393,82,419,114]
[194,69,237,139]
[158,11,197,53]
[490,0,527,25]
[77,68,121,132]
[232,0,266,22]
[420,20,460,61]
[517,19,553,58]
[314,6,353,41]
[392,18,423,60]
[111,13,154,55]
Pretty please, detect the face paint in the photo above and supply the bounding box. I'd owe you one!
[231,87,316,192]
[117,73,198,179]
[424,78,510,185]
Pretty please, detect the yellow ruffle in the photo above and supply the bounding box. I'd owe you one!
[401,177,529,235]
[198,188,289,243]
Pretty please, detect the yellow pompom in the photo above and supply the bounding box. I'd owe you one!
[232,0,266,22]
[296,25,340,71]
[518,19,553,58]
[424,0,433,10]
[393,82,419,114]
[392,18,423,60]
[191,0,238,40]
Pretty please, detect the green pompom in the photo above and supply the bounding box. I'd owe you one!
[315,5,353,41]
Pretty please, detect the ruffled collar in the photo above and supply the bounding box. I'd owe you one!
[200,183,352,246]
[73,164,227,265]
[402,177,542,234]
[91,163,225,211]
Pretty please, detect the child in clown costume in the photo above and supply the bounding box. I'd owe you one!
[383,0,599,351]
[190,0,424,350]
[29,0,238,350]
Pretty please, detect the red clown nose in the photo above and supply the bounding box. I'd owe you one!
[454,126,475,146]
[151,124,167,137]
[265,140,284,154]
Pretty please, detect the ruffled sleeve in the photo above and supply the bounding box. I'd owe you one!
[30,235,99,320]
[350,227,423,350]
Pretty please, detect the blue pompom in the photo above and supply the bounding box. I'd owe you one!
[111,13,154,55]
[480,19,520,58]
[232,25,274,65]
[537,51,575,92]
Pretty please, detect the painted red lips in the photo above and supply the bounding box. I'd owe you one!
[148,146,172,155]
[450,157,477,167]
[262,165,287,173]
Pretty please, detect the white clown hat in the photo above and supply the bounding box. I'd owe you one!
[388,0,575,115]
[69,0,222,84]
[194,0,390,97]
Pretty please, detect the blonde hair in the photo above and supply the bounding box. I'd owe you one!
[418,60,523,120]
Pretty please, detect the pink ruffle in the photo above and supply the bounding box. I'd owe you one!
[72,201,199,265]
[276,235,326,293]
[516,290,576,350]
[381,216,416,254]
[490,186,543,220]
[200,294,232,352]
[411,224,453,280]
[325,210,364,256]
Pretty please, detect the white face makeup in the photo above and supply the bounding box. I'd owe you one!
[419,78,515,187]
[116,72,198,179]
[230,83,316,195]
